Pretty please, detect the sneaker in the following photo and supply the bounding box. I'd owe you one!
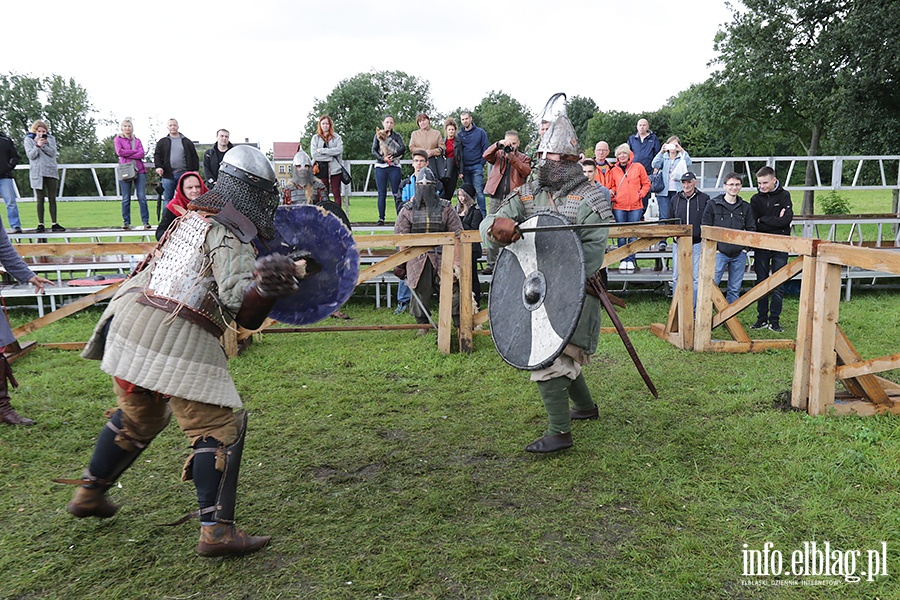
[143,224,152,230]
[625,260,636,271]
[393,302,408,315]
[482,266,494,275]
[376,219,385,226]
[768,321,783,332]
[12,227,22,234]
[618,261,628,272]
[35,224,45,233]
[51,223,66,232]
[122,224,131,230]
[750,319,768,330]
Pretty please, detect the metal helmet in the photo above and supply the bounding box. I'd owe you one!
[292,149,312,168]
[219,145,277,191]
[416,167,437,185]
[190,145,280,238]
[537,93,580,158]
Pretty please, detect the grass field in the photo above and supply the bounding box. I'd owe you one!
[0,288,899,598]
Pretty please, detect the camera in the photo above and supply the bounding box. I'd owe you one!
[663,143,676,151]
[502,144,514,153]
[40,133,48,139]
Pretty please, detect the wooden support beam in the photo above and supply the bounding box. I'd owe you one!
[437,243,455,354]
[693,238,718,351]
[457,237,474,354]
[13,242,155,257]
[836,352,900,380]
[816,243,900,273]
[808,260,842,415]
[834,327,891,405]
[713,257,804,327]
[12,281,123,338]
[791,255,818,410]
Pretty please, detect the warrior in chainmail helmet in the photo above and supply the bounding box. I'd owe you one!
[480,93,613,453]
[287,148,328,206]
[58,145,308,557]
[394,167,464,333]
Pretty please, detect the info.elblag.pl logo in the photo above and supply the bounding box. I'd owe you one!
[742,541,889,584]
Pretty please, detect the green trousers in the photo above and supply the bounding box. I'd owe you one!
[536,373,596,436]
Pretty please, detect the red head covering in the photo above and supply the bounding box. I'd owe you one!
[165,171,208,215]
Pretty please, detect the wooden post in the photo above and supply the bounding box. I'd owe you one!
[437,243,456,354]
[807,259,842,415]
[693,238,718,351]
[676,237,694,350]
[457,236,474,353]
[791,254,817,409]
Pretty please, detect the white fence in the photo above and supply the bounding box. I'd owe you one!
[9,155,900,201]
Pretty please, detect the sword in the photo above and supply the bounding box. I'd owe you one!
[587,272,659,399]
[406,283,437,331]
[517,218,679,233]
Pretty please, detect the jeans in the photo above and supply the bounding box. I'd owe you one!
[673,240,702,307]
[714,251,748,304]
[161,175,180,204]
[613,208,642,261]
[462,165,486,216]
[753,249,788,322]
[397,280,411,305]
[121,171,149,226]
[0,178,20,228]
[374,165,402,220]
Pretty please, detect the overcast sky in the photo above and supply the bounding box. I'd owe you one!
[6,0,734,150]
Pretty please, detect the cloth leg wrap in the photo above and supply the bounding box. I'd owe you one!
[537,377,572,436]
[189,410,247,524]
[86,409,164,489]
[567,373,596,412]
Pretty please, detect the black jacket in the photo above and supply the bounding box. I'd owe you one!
[671,189,711,244]
[371,131,406,165]
[0,132,19,179]
[750,184,793,235]
[154,135,199,178]
[203,142,234,185]
[702,194,757,257]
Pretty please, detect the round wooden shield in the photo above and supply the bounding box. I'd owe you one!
[254,204,359,325]
[489,212,585,370]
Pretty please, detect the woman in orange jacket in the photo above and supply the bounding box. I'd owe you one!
[606,144,650,270]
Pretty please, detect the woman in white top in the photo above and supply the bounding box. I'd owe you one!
[310,114,345,207]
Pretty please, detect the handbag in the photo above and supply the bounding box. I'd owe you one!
[430,155,452,180]
[314,161,329,177]
[338,159,352,185]
[649,170,665,194]
[116,136,138,181]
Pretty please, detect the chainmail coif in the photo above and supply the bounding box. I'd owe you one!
[189,172,279,239]
[538,158,589,196]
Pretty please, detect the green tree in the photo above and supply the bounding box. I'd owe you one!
[566,95,598,151]
[469,91,535,148]
[304,70,434,160]
[708,0,900,213]
[585,110,638,155]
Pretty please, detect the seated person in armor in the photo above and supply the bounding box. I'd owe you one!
[394,167,463,334]
[58,146,311,558]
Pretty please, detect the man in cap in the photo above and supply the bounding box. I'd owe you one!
[480,101,613,453]
[60,146,308,557]
[669,171,710,305]
[394,167,463,335]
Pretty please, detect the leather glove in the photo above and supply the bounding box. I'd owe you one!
[254,254,299,298]
[489,217,522,244]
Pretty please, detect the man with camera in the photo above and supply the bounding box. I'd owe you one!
[481,131,531,274]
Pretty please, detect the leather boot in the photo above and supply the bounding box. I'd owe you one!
[569,405,599,420]
[67,485,119,519]
[0,355,34,426]
[197,523,271,557]
[525,432,573,453]
[0,398,35,425]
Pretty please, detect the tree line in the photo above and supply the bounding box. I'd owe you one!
[3,1,898,213]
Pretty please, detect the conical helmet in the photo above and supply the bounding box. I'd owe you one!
[536,93,580,157]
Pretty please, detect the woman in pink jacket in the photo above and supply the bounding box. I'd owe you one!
[606,144,650,270]
[114,118,150,229]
